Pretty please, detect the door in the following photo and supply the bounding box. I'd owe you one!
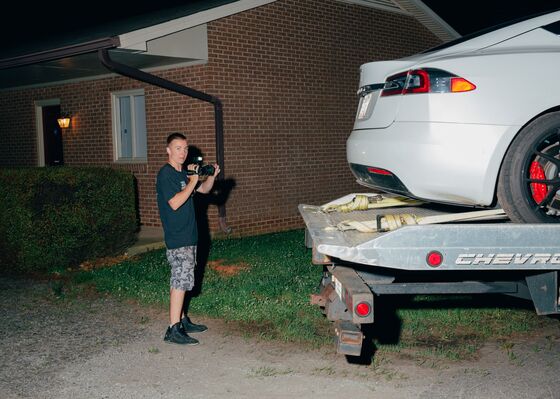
[42,105,64,166]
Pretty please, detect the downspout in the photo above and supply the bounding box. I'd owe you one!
[98,48,230,234]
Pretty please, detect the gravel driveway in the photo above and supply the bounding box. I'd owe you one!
[2,276,560,399]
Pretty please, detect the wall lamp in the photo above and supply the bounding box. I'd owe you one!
[57,114,71,129]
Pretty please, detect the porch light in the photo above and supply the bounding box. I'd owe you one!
[57,115,71,129]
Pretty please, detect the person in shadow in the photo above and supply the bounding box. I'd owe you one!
[182,146,236,309]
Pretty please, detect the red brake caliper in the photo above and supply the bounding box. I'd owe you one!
[529,161,548,204]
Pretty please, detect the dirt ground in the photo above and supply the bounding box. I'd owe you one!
[2,276,560,399]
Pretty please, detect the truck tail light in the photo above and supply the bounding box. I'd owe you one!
[427,251,443,267]
[381,68,476,97]
[355,302,371,317]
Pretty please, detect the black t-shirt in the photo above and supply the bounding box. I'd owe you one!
[156,163,198,249]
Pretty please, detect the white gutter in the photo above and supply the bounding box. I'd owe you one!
[392,0,460,41]
[333,0,411,16]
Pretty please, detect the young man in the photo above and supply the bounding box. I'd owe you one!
[156,132,220,345]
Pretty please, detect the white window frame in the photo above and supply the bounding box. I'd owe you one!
[111,89,147,163]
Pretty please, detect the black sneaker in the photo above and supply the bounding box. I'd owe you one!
[181,316,208,333]
[164,322,199,345]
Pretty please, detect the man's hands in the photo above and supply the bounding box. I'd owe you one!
[168,165,198,211]
[196,163,220,194]
[186,164,199,184]
[211,163,221,178]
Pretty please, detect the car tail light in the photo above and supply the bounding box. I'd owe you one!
[380,71,408,96]
[403,69,430,94]
[381,68,476,97]
[450,78,476,92]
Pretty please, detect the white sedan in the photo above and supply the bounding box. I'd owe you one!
[347,9,560,223]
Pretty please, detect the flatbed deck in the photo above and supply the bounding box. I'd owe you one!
[299,194,560,271]
[300,194,560,355]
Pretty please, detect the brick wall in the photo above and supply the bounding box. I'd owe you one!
[0,0,440,236]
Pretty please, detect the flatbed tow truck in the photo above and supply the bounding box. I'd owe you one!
[299,193,560,356]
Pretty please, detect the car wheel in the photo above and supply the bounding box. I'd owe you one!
[497,112,560,223]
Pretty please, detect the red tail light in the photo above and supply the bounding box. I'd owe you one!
[426,251,443,267]
[367,167,393,176]
[355,302,371,317]
[403,69,430,94]
[380,71,408,97]
[381,68,476,97]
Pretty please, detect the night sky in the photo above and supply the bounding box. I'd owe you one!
[423,0,560,35]
[2,0,560,52]
[1,0,207,48]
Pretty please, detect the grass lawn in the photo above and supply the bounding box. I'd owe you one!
[72,229,556,359]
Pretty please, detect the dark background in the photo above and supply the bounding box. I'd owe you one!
[1,0,559,52]
[423,0,560,35]
[0,0,217,52]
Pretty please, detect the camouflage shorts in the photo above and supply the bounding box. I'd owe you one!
[166,245,197,291]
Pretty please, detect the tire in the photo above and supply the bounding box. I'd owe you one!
[497,112,560,223]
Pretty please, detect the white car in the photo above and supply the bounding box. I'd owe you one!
[347,9,560,223]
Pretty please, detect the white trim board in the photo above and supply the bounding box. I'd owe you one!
[334,0,411,15]
[118,0,278,51]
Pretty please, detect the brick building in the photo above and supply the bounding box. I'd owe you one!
[0,0,450,236]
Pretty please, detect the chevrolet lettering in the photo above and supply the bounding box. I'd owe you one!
[456,254,560,266]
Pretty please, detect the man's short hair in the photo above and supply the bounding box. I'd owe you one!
[167,132,187,145]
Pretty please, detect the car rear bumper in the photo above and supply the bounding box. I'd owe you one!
[347,121,520,206]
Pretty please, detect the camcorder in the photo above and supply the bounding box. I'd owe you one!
[186,156,216,176]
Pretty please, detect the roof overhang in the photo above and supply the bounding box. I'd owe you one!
[0,0,458,91]
[391,0,460,42]
[118,0,276,51]
[0,0,276,90]
[338,0,459,41]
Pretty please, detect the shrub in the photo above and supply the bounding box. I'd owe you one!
[0,167,137,273]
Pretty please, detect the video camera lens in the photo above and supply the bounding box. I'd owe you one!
[185,155,215,176]
[198,164,215,176]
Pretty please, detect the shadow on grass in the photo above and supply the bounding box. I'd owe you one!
[347,293,549,365]
[183,151,236,315]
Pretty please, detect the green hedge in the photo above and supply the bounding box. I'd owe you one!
[0,167,138,273]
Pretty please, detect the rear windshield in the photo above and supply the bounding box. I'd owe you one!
[422,9,560,54]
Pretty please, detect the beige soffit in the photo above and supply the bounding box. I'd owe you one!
[335,0,460,42]
[118,0,278,52]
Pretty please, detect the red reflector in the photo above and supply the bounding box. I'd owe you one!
[450,77,476,92]
[355,302,371,317]
[427,251,443,267]
[367,167,392,176]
